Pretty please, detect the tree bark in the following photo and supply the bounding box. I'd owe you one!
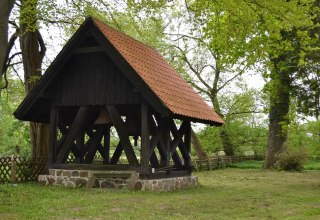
[264,58,291,168]
[191,128,209,161]
[0,0,15,88]
[210,89,235,156]
[20,0,49,159]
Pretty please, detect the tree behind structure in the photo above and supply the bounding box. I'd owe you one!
[0,0,15,92]
[19,0,49,159]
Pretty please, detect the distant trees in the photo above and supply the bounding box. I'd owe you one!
[189,0,319,167]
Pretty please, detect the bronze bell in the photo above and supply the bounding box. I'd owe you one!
[94,108,112,125]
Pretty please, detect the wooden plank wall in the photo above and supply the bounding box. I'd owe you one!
[54,52,141,106]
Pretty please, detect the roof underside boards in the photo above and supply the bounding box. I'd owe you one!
[92,18,224,125]
[14,17,223,125]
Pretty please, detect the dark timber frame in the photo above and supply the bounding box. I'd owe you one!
[47,104,192,178]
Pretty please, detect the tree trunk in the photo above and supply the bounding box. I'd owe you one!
[219,128,234,156]
[191,128,209,160]
[210,91,235,156]
[20,0,49,159]
[0,0,15,89]
[265,59,291,168]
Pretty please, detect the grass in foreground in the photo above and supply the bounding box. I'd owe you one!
[0,169,320,220]
[228,159,320,170]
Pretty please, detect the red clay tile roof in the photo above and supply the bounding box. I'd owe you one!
[92,18,224,125]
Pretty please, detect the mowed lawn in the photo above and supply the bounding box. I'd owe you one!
[0,169,319,220]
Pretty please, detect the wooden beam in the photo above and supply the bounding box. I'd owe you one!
[84,127,109,164]
[110,142,123,165]
[48,106,58,166]
[149,152,160,168]
[84,126,105,164]
[157,142,167,167]
[184,120,192,167]
[71,143,81,157]
[72,46,105,54]
[75,131,85,163]
[97,144,109,163]
[102,126,110,164]
[58,115,68,135]
[51,163,133,171]
[162,118,171,167]
[106,105,139,167]
[140,103,150,174]
[170,121,190,163]
[56,106,89,163]
[172,149,183,167]
[148,134,161,159]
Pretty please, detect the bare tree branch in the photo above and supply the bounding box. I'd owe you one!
[40,18,78,26]
[99,1,123,31]
[187,79,211,96]
[11,64,24,85]
[1,30,18,90]
[172,44,212,91]
[217,72,242,92]
[37,30,46,60]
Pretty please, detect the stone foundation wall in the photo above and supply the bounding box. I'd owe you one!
[38,169,91,187]
[138,176,198,191]
[38,169,198,192]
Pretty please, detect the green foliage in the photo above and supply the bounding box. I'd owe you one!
[304,159,320,170]
[20,0,39,32]
[0,72,31,156]
[275,150,308,171]
[287,119,320,157]
[197,126,222,154]
[197,87,268,156]
[198,121,267,156]
[227,160,264,169]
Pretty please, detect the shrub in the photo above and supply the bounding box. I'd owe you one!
[275,150,308,171]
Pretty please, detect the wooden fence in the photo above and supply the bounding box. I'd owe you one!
[192,155,264,170]
[0,156,47,184]
[0,155,264,183]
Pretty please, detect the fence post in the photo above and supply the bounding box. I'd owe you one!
[208,158,212,170]
[10,156,16,183]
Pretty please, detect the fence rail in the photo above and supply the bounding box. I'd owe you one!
[192,155,264,170]
[0,156,47,184]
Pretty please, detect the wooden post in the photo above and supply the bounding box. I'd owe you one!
[162,118,170,167]
[57,106,89,163]
[75,131,85,163]
[106,105,138,166]
[140,103,150,175]
[48,106,58,167]
[103,126,111,164]
[184,120,192,167]
[10,156,16,183]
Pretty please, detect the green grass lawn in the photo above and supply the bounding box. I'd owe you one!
[305,160,320,170]
[227,159,320,170]
[0,169,320,220]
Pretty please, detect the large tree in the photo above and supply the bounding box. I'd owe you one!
[0,0,16,92]
[128,1,255,156]
[189,0,317,167]
[19,0,49,159]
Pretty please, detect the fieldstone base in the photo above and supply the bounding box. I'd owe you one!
[137,176,198,191]
[38,169,198,191]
